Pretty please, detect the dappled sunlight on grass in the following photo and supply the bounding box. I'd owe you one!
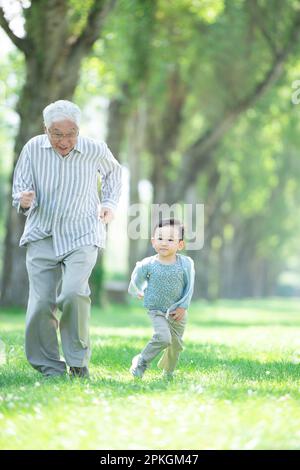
[1,299,300,449]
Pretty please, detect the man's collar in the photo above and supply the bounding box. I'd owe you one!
[41,135,52,148]
[40,134,83,153]
[74,137,83,153]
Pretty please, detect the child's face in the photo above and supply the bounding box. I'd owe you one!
[151,225,185,258]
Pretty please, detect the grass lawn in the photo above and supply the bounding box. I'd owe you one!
[0,298,300,450]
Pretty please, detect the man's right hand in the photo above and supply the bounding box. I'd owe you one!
[20,190,35,209]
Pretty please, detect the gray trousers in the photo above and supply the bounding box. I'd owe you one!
[140,310,187,374]
[25,237,98,376]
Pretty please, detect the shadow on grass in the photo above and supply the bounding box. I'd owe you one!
[90,337,300,380]
[1,300,300,410]
[1,335,300,380]
[1,335,300,413]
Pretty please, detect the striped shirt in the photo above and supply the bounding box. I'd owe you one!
[12,134,122,257]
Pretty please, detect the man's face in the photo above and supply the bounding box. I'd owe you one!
[151,225,185,258]
[46,119,78,156]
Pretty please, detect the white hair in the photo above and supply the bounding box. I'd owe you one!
[43,100,81,128]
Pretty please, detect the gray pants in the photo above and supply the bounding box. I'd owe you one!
[140,310,187,374]
[25,237,98,376]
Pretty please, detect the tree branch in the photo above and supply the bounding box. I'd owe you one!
[171,11,300,202]
[248,0,279,56]
[68,0,117,56]
[0,6,31,54]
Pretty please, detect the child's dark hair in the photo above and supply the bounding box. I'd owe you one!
[153,218,185,240]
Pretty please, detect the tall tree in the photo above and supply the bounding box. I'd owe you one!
[140,0,300,297]
[0,0,116,306]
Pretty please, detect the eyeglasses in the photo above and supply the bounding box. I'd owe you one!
[48,130,78,141]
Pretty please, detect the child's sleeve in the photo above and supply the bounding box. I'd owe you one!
[128,260,149,298]
[177,258,195,310]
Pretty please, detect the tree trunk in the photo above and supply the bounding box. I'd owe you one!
[106,85,130,157]
[0,0,116,306]
[127,100,148,273]
[91,87,131,306]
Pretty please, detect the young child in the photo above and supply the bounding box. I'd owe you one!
[128,218,195,379]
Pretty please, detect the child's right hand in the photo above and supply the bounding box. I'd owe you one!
[137,293,144,300]
[170,307,186,321]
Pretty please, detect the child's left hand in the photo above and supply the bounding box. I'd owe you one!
[170,307,186,322]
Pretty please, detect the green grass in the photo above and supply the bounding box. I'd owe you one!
[1,298,300,450]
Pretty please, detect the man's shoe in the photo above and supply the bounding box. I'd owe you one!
[69,366,90,378]
[130,354,147,378]
[42,373,68,381]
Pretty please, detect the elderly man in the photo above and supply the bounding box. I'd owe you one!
[12,100,122,378]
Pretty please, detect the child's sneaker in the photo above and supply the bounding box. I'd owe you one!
[130,354,147,378]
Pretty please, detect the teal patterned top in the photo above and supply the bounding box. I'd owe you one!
[142,257,185,312]
[128,254,195,314]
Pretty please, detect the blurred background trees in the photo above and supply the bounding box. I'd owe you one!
[1,0,300,306]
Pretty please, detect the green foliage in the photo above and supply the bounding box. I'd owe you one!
[0,49,25,132]
[67,0,95,36]
[0,48,25,267]
[214,67,300,263]
[2,0,300,297]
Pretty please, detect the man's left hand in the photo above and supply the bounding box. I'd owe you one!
[169,307,186,322]
[99,207,114,224]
